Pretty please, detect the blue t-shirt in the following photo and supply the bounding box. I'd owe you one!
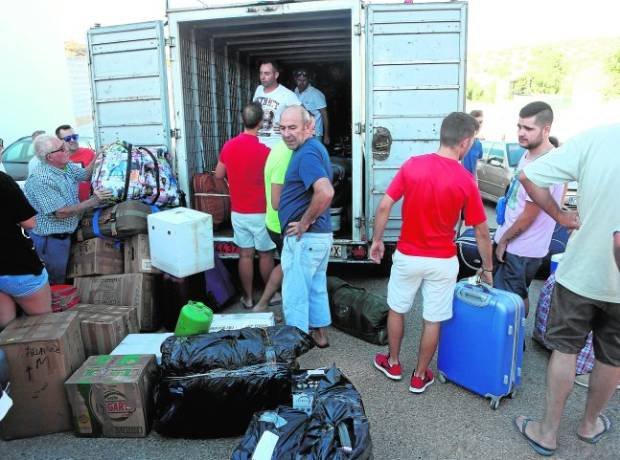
[279,138,333,233]
[462,138,483,175]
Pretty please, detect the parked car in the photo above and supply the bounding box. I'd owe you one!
[477,140,579,210]
[477,141,526,203]
[1,135,95,183]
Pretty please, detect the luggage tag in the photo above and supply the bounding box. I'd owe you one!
[0,385,13,421]
[252,430,280,460]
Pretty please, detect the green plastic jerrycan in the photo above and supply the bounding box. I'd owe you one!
[174,301,214,336]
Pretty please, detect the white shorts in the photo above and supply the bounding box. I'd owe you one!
[387,250,459,322]
[231,212,276,252]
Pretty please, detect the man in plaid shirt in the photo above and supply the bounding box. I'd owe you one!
[24,135,111,284]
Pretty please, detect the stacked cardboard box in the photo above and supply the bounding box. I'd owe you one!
[0,311,85,439]
[65,354,157,437]
[124,234,159,274]
[68,238,124,278]
[74,274,158,331]
[73,305,139,356]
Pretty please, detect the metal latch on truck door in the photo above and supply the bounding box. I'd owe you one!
[170,128,181,139]
[372,127,393,161]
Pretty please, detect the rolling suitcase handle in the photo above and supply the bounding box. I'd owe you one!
[457,278,493,307]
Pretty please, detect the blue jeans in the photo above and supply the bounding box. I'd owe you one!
[30,233,72,284]
[281,233,332,333]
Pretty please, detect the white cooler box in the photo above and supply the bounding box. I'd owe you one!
[148,207,214,278]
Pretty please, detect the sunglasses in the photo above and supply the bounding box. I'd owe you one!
[296,71,308,77]
[62,134,79,142]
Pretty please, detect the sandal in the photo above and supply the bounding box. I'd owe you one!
[513,416,556,457]
[577,414,612,444]
[240,297,254,309]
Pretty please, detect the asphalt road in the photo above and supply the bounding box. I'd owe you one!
[2,203,619,459]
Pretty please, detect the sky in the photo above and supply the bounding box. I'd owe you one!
[52,0,620,51]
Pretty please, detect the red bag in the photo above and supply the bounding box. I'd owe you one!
[192,172,231,228]
[50,285,80,312]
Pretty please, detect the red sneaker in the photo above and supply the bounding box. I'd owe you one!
[409,369,434,393]
[373,353,402,380]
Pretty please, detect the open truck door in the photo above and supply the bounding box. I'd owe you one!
[87,21,172,155]
[365,2,468,242]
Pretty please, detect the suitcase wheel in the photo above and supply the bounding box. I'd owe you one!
[437,372,447,384]
[508,390,517,399]
[490,397,501,410]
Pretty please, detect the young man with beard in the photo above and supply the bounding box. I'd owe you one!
[493,101,564,317]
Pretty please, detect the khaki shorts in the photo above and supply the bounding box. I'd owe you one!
[546,282,620,367]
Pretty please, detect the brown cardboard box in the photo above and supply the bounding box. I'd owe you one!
[77,313,128,357]
[124,234,159,274]
[73,274,158,331]
[74,305,139,335]
[0,311,85,439]
[68,238,124,278]
[65,354,157,437]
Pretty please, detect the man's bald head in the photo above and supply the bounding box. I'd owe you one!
[280,105,314,150]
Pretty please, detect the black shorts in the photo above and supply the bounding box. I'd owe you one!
[268,228,283,255]
[546,282,620,367]
[493,246,542,299]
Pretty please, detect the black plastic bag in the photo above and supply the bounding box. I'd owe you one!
[155,363,293,438]
[231,406,310,459]
[160,325,315,376]
[232,366,373,459]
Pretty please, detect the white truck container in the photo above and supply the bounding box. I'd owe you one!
[87,0,468,263]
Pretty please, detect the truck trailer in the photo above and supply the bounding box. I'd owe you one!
[87,0,468,263]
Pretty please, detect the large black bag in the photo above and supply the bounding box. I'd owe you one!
[455,227,496,280]
[155,363,293,438]
[232,366,373,460]
[160,325,315,376]
[326,277,388,345]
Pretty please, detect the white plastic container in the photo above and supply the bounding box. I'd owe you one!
[147,207,214,278]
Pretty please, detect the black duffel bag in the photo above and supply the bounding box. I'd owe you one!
[326,277,388,345]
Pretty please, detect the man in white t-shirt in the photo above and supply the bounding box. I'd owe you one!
[513,123,620,456]
[253,60,300,149]
[294,68,330,146]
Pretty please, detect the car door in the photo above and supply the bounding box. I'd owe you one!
[483,143,509,200]
[477,140,495,199]
[2,137,32,181]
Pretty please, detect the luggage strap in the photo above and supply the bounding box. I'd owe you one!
[457,238,482,271]
[92,208,122,248]
[137,146,161,206]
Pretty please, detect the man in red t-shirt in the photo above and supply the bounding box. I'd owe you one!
[55,125,96,167]
[370,112,493,394]
[215,102,275,308]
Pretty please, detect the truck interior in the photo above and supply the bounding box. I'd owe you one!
[177,10,354,240]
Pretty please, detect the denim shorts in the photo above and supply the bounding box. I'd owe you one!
[0,268,49,298]
[281,233,332,333]
[231,212,276,252]
[493,246,542,299]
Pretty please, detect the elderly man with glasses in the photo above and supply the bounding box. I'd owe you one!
[24,135,111,284]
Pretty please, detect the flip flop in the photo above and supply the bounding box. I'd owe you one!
[577,414,612,444]
[240,297,254,309]
[513,417,556,457]
[268,293,282,306]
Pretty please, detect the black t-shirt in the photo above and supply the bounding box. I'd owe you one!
[0,172,44,275]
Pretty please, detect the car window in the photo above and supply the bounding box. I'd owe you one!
[506,143,526,167]
[2,139,31,163]
[489,144,505,163]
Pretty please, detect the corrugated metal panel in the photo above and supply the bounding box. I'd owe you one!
[87,21,171,152]
[365,2,467,241]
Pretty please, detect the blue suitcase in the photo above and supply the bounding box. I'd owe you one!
[437,281,525,409]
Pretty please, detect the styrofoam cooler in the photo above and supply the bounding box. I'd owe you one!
[148,207,214,278]
[437,281,525,409]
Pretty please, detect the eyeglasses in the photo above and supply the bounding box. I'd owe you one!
[62,134,79,142]
[46,145,66,157]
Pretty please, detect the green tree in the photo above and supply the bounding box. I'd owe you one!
[604,49,620,98]
[511,48,567,96]
[466,79,496,103]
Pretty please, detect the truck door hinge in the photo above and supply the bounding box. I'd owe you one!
[354,122,365,134]
[354,23,363,36]
[355,216,366,229]
[165,37,175,48]
[170,128,181,139]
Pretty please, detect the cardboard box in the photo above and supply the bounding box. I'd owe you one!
[111,333,173,365]
[0,311,85,439]
[65,354,157,437]
[74,304,139,335]
[73,274,158,331]
[124,234,159,274]
[68,238,124,278]
[209,312,275,332]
